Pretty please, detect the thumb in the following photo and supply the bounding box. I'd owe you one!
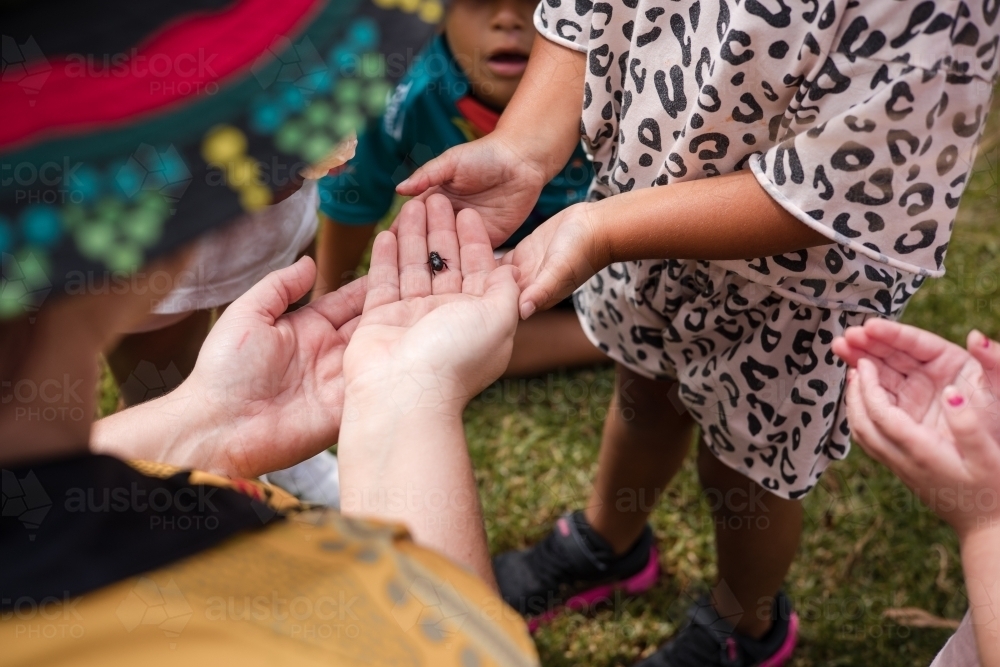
[518,251,585,320]
[227,256,316,324]
[941,385,999,468]
[396,150,457,196]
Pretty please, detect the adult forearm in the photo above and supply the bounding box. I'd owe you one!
[338,389,494,588]
[960,526,1000,666]
[495,36,586,182]
[592,170,832,263]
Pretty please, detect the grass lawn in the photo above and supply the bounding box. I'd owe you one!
[98,93,999,665]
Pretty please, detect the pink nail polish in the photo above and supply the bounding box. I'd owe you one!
[983,335,991,349]
[947,394,964,407]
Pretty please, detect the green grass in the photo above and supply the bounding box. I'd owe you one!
[98,95,1000,665]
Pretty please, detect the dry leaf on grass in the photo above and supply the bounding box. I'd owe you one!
[883,607,961,629]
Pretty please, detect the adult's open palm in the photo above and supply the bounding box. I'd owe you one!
[187,257,365,477]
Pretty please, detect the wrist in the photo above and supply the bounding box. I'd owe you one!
[343,366,471,423]
[91,379,230,473]
[579,200,614,270]
[491,127,563,188]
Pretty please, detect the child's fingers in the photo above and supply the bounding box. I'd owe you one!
[363,231,400,313]
[456,208,496,296]
[864,319,956,364]
[396,200,432,299]
[426,194,463,295]
[855,358,963,474]
[832,334,861,367]
[396,147,458,195]
[843,325,923,377]
[941,385,1000,469]
[835,335,908,399]
[846,367,911,474]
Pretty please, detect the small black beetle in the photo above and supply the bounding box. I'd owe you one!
[428,251,448,275]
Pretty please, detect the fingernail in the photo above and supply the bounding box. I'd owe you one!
[520,301,536,320]
[846,369,856,384]
[977,330,991,348]
[946,393,965,408]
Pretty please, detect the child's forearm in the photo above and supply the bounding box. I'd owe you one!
[495,36,586,182]
[960,526,1000,666]
[591,170,831,263]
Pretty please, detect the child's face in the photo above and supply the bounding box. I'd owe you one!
[445,0,538,111]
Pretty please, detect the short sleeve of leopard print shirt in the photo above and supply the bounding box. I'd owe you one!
[535,0,999,316]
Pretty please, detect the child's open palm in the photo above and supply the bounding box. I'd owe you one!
[833,320,1000,538]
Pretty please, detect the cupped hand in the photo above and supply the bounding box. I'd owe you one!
[501,202,607,319]
[833,320,1000,538]
[343,194,521,410]
[183,257,365,478]
[394,135,547,248]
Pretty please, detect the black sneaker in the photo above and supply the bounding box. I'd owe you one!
[492,511,659,632]
[636,591,799,667]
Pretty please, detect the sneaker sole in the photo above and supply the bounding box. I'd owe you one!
[757,611,799,667]
[526,545,660,633]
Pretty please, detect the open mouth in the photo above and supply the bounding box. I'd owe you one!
[486,51,529,77]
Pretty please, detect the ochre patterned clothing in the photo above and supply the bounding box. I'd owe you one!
[537,0,999,497]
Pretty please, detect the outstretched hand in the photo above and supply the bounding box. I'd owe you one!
[394,136,547,248]
[833,320,1000,538]
[343,194,521,409]
[181,257,366,478]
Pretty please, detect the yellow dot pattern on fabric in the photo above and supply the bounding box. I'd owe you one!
[201,125,273,212]
[372,0,443,24]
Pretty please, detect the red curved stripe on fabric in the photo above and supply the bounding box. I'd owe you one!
[0,0,323,149]
[455,95,501,136]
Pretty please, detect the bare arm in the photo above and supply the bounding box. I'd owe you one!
[507,170,832,315]
[491,33,587,183]
[960,526,1000,666]
[592,170,831,264]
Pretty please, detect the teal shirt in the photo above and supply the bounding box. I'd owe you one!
[318,35,593,247]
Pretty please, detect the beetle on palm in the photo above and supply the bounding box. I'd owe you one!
[428,251,448,276]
